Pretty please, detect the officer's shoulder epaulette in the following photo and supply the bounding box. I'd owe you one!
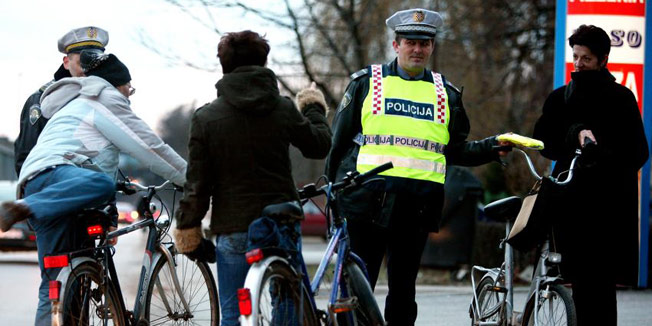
[350,68,369,81]
[445,80,462,94]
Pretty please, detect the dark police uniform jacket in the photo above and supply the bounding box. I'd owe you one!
[325,59,499,231]
[14,65,71,176]
[14,82,52,176]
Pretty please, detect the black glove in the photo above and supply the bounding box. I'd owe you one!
[184,238,216,263]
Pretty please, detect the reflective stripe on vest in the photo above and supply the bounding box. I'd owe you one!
[363,134,446,154]
[356,64,450,184]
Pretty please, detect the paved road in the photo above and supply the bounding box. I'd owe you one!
[1,232,651,325]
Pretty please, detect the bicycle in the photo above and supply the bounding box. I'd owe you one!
[43,179,219,326]
[469,136,587,326]
[238,163,394,326]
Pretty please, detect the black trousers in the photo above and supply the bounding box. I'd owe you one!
[347,201,429,326]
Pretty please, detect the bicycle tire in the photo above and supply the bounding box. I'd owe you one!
[255,261,318,326]
[471,275,505,326]
[521,283,577,326]
[144,253,219,325]
[60,262,125,326]
[338,260,384,326]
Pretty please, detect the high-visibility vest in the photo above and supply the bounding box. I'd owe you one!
[356,64,450,184]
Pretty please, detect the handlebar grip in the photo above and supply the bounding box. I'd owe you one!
[355,162,393,183]
[582,137,596,148]
[115,181,137,195]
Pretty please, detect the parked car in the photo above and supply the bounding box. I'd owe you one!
[0,180,37,251]
[301,200,327,238]
[116,200,139,224]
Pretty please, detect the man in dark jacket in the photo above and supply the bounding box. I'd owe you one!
[14,26,109,176]
[533,25,649,326]
[325,9,508,326]
[173,30,332,326]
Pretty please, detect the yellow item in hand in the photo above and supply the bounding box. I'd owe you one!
[496,133,545,150]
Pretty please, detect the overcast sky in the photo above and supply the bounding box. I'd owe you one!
[0,0,288,141]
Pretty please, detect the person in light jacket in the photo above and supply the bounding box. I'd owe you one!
[0,51,187,326]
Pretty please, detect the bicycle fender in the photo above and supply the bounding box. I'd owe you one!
[240,256,294,326]
[51,257,100,326]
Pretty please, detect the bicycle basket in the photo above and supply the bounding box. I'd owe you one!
[506,178,558,251]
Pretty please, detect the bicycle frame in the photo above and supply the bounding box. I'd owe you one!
[470,147,582,326]
[50,182,191,325]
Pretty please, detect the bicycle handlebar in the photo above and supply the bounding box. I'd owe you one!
[514,146,585,185]
[298,162,394,199]
[116,180,174,194]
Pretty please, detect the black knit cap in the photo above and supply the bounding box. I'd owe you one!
[80,51,131,87]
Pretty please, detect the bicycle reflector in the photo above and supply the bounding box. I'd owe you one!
[237,288,252,316]
[87,225,104,236]
[43,255,69,269]
[49,280,61,301]
[245,248,264,265]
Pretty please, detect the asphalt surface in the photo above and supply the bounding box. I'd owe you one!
[1,233,651,325]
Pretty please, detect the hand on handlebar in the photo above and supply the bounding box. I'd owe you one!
[578,131,598,168]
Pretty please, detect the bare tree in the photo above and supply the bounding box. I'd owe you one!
[150,0,558,194]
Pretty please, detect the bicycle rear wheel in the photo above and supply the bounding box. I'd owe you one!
[145,253,219,325]
[60,262,125,326]
[338,260,384,326]
[522,283,576,326]
[471,275,505,325]
[255,261,318,326]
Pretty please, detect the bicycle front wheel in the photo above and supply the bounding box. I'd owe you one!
[522,283,576,326]
[255,261,318,326]
[338,260,384,326]
[471,275,505,325]
[59,262,125,326]
[145,253,219,325]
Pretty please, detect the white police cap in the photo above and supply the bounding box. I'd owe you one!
[386,9,443,40]
[57,26,109,54]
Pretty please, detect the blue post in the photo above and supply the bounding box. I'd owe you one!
[639,0,652,288]
[554,0,568,89]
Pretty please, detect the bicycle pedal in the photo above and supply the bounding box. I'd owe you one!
[329,296,359,313]
[490,286,508,293]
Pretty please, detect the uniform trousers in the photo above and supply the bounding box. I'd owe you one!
[347,195,429,326]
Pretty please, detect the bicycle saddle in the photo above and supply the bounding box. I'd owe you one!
[483,196,521,223]
[261,201,304,223]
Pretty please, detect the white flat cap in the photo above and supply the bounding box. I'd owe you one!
[57,26,109,54]
[386,9,443,39]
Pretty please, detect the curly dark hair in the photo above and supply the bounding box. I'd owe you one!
[217,30,270,73]
[569,25,611,66]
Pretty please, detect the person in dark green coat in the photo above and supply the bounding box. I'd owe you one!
[173,30,331,326]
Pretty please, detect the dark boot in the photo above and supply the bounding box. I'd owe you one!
[0,201,32,232]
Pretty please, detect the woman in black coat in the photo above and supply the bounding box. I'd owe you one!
[533,25,649,326]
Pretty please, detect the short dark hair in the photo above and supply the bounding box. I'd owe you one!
[569,25,611,66]
[217,30,270,73]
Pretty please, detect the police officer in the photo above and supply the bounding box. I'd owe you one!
[14,26,109,175]
[325,9,509,325]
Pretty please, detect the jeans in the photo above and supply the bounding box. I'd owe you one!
[216,232,250,326]
[23,165,114,326]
